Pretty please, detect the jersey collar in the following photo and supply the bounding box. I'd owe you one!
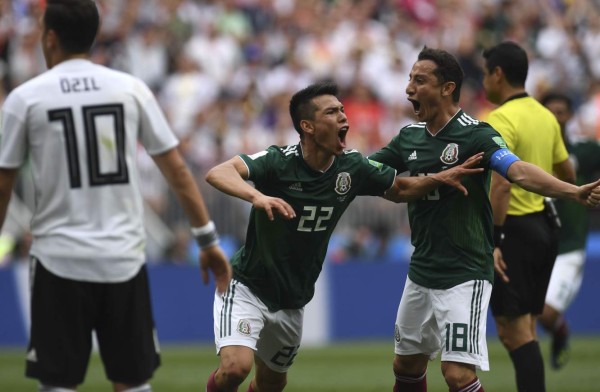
[426,109,463,137]
[502,92,529,105]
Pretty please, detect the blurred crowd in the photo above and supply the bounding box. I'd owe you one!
[2,0,600,265]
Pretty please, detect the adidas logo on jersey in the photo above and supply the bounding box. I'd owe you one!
[289,182,303,191]
[408,150,417,161]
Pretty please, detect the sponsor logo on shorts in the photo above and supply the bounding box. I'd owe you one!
[237,319,251,335]
[394,325,401,343]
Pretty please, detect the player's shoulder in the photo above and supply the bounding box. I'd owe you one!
[272,144,301,158]
[244,144,299,163]
[400,122,426,134]
[8,68,53,97]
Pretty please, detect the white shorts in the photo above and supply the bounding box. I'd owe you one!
[394,277,492,371]
[213,279,303,373]
[545,250,585,312]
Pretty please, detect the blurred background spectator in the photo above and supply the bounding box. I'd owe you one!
[2,0,600,266]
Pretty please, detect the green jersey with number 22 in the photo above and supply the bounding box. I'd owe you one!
[234,143,396,311]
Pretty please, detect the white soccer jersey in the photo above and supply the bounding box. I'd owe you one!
[0,59,178,282]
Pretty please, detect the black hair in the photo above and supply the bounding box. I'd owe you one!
[540,92,573,113]
[417,47,464,103]
[289,82,339,135]
[44,0,99,54]
[482,41,528,87]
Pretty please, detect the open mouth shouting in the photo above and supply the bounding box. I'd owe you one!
[408,98,421,117]
[338,126,348,149]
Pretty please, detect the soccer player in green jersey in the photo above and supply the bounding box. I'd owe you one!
[203,82,486,392]
[368,47,600,392]
[539,92,600,369]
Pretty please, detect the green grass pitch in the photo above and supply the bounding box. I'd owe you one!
[1,336,599,391]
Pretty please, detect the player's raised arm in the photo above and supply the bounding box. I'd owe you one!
[206,156,296,221]
[383,152,484,202]
[506,160,600,207]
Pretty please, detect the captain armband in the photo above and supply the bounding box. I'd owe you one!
[489,148,520,178]
[191,220,220,249]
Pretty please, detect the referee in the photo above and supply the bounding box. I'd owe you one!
[481,42,576,392]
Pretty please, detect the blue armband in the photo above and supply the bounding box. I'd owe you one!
[489,148,520,178]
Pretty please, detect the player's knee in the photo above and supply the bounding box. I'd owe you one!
[393,354,427,376]
[441,362,475,390]
[219,361,253,386]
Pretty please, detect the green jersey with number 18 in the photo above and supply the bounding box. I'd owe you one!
[235,144,396,311]
[369,110,506,289]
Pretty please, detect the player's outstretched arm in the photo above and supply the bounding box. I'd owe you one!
[206,156,296,221]
[154,148,232,293]
[507,160,600,207]
[383,152,484,202]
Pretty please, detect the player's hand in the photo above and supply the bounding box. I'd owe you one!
[434,152,484,196]
[252,194,296,221]
[200,245,232,294]
[493,247,509,283]
[579,179,600,207]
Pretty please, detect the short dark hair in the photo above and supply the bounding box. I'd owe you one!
[540,92,573,113]
[417,47,464,103]
[44,0,99,54]
[482,41,528,87]
[289,82,339,135]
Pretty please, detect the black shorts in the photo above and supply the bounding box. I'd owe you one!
[26,258,161,386]
[490,212,558,317]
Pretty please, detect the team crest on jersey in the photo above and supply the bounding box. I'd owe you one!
[440,143,459,165]
[335,172,351,195]
[237,319,251,335]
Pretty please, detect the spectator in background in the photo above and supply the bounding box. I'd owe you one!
[3,0,600,265]
[539,92,600,370]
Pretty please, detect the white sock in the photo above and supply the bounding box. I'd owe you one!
[121,384,152,392]
[40,386,76,392]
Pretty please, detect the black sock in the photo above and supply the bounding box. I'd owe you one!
[509,341,545,392]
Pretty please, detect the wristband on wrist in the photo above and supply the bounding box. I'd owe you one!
[191,220,220,249]
[493,225,504,248]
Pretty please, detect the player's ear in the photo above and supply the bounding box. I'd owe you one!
[44,29,59,50]
[441,81,456,98]
[300,119,314,136]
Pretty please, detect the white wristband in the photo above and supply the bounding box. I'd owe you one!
[191,221,220,249]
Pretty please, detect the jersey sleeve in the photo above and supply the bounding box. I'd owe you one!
[471,123,510,165]
[553,124,569,164]
[238,145,278,185]
[486,110,516,150]
[355,153,397,196]
[135,78,179,155]
[0,91,28,168]
[367,132,409,172]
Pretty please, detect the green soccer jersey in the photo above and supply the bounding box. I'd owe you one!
[234,143,396,311]
[557,140,600,254]
[369,110,506,289]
